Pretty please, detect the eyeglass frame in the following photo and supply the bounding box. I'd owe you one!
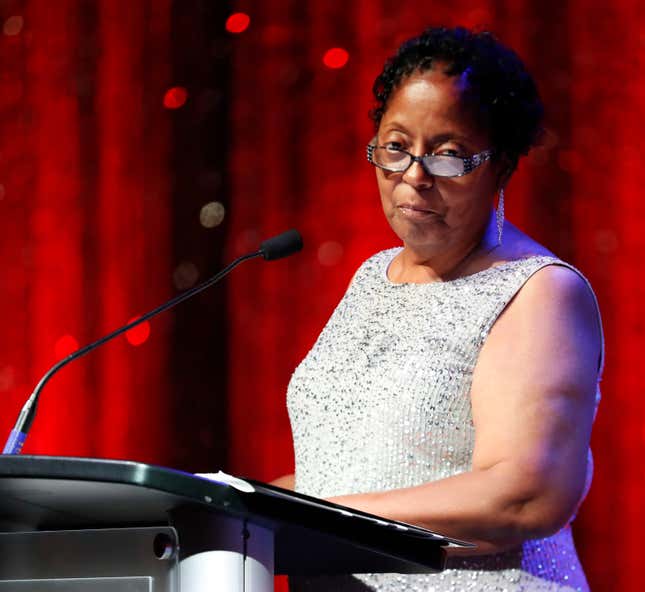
[366,143,494,178]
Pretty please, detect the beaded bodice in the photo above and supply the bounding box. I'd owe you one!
[287,248,599,591]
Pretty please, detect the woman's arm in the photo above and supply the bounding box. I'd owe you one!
[329,265,601,554]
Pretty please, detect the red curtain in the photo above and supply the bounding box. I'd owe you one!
[227,2,644,590]
[0,1,643,590]
[0,0,172,462]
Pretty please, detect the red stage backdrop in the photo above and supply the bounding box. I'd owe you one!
[0,1,642,590]
[0,0,173,461]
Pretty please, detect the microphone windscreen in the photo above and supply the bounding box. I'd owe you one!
[259,229,303,261]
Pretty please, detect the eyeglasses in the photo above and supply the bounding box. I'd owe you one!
[366,144,494,178]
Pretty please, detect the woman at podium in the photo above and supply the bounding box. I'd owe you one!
[280,26,603,591]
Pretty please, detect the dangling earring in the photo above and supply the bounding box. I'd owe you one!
[496,187,505,246]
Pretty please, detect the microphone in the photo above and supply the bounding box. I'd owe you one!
[259,228,303,261]
[2,229,303,455]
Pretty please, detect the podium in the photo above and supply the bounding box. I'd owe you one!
[0,455,470,591]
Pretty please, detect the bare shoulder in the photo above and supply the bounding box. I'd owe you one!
[482,223,601,339]
[480,261,602,386]
[506,263,598,324]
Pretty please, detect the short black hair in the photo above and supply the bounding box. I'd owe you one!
[371,26,544,173]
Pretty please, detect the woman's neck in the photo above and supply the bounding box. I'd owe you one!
[390,210,500,284]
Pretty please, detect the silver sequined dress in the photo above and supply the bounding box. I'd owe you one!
[287,248,602,592]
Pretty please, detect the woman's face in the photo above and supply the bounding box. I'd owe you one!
[375,68,502,256]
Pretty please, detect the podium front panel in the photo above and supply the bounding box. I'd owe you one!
[0,527,178,591]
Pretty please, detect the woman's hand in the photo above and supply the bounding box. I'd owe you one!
[270,473,295,490]
[328,265,602,555]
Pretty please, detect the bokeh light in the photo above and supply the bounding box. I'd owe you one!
[3,16,23,36]
[317,241,344,266]
[0,366,15,392]
[226,12,250,34]
[125,318,150,346]
[199,201,225,228]
[54,335,79,359]
[593,229,619,254]
[173,261,200,290]
[323,47,349,69]
[462,8,492,28]
[235,229,260,255]
[163,86,188,109]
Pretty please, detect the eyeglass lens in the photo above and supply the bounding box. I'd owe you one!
[371,147,465,177]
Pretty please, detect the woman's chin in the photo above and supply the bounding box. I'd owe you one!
[389,222,448,251]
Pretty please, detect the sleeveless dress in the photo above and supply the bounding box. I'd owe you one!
[287,248,603,592]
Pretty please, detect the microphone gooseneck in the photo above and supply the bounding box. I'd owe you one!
[2,229,303,455]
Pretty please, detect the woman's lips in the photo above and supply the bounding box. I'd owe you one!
[397,204,442,220]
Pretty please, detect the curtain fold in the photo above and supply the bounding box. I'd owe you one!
[0,0,172,461]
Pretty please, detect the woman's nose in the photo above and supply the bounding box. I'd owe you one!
[402,159,434,190]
